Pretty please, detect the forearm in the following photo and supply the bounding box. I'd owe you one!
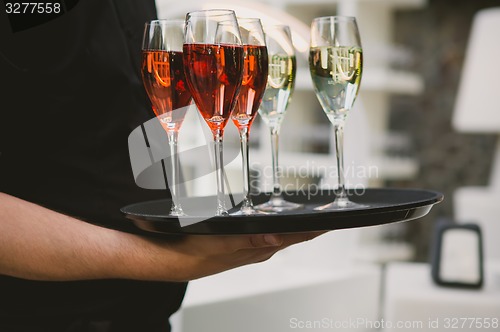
[0,192,324,283]
[0,192,166,281]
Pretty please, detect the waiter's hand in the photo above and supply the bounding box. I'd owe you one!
[142,232,326,281]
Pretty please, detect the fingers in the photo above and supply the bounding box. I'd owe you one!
[226,231,326,250]
[275,231,327,249]
[192,231,327,251]
[232,231,329,265]
[161,231,330,281]
[248,234,283,247]
[178,234,283,257]
[177,231,329,261]
[246,231,328,249]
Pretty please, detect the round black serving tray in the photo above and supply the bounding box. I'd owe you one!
[121,188,443,235]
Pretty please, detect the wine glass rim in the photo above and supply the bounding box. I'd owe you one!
[219,17,261,25]
[236,17,262,23]
[186,9,236,17]
[312,16,357,22]
[145,19,185,26]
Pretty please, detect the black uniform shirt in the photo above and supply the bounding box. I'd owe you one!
[0,1,187,331]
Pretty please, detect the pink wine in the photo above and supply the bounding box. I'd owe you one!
[141,50,192,132]
[183,43,244,132]
[232,45,268,130]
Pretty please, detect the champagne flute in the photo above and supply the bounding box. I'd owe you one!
[183,9,244,216]
[309,16,365,210]
[255,25,303,213]
[229,18,269,215]
[141,19,191,216]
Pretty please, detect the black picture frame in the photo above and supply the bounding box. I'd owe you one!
[431,220,484,289]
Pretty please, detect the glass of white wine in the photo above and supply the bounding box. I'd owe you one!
[309,16,365,210]
[255,24,303,213]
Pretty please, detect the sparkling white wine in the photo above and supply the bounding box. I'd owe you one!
[309,46,362,122]
[258,54,296,128]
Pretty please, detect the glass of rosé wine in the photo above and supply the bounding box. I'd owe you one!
[141,19,192,216]
[183,9,244,216]
[224,18,269,215]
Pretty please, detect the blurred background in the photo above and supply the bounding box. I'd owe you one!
[154,0,500,331]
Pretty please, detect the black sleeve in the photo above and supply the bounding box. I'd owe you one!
[0,0,168,229]
[0,3,187,330]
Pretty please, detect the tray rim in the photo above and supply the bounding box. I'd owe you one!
[121,188,444,235]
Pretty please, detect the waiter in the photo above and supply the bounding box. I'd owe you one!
[0,1,322,331]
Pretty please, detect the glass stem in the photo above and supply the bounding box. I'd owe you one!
[213,130,228,216]
[239,127,253,210]
[270,126,283,201]
[333,121,348,203]
[167,130,184,215]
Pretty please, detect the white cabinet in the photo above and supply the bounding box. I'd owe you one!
[173,261,382,332]
[383,262,500,331]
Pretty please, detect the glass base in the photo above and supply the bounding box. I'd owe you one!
[254,196,304,213]
[231,206,275,216]
[215,208,229,216]
[169,205,186,217]
[314,197,368,211]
